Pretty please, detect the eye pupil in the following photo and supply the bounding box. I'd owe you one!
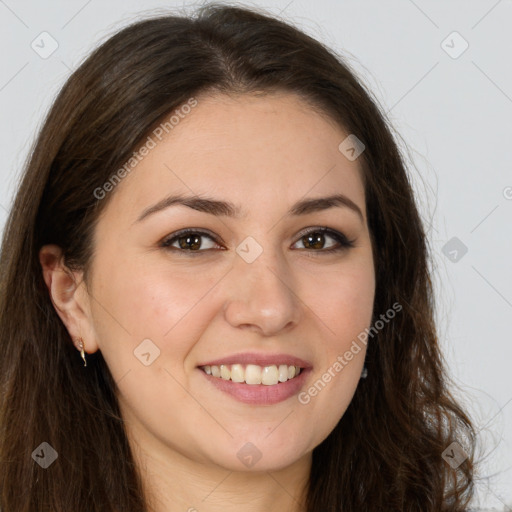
[179,235,202,250]
[303,233,325,249]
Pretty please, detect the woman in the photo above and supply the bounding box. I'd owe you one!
[0,3,475,511]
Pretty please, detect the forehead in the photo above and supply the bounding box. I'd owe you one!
[102,91,366,223]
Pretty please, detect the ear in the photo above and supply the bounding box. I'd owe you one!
[39,244,99,355]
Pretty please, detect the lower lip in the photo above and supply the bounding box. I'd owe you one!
[198,368,311,405]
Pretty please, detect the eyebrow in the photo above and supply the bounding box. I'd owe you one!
[135,193,364,224]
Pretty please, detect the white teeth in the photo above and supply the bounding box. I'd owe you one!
[202,363,303,385]
[220,365,230,380]
[230,364,245,383]
[261,365,279,385]
[245,364,262,385]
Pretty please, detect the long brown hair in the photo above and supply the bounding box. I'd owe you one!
[0,4,475,510]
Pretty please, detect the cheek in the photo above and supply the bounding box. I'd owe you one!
[296,256,374,414]
[302,257,375,347]
[90,256,223,372]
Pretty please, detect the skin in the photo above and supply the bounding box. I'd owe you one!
[40,92,376,512]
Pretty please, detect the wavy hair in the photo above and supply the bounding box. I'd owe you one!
[0,4,475,510]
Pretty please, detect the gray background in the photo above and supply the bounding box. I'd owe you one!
[1,0,511,508]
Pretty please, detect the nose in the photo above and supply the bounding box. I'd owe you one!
[222,250,301,337]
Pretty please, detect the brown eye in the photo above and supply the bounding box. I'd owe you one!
[177,234,202,251]
[302,232,327,250]
[293,228,355,253]
[161,227,354,255]
[161,229,220,252]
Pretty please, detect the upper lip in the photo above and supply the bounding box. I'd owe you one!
[198,352,312,369]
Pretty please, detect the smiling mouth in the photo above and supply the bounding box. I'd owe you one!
[199,364,302,386]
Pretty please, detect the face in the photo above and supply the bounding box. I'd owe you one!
[65,92,375,472]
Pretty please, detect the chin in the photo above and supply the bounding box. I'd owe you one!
[201,431,314,473]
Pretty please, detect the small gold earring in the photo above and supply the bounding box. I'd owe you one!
[78,338,87,367]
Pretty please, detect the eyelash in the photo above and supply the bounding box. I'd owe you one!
[160,227,355,256]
